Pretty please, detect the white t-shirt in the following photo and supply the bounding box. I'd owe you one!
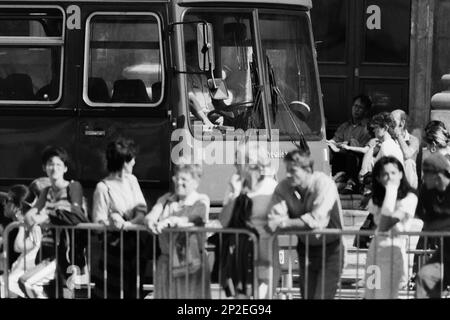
[187,74,214,114]
[368,192,418,246]
[374,137,404,165]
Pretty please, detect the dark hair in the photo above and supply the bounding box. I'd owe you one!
[41,146,70,166]
[371,156,414,207]
[106,137,137,173]
[284,148,314,173]
[423,120,450,148]
[369,112,396,131]
[8,184,29,208]
[353,94,372,110]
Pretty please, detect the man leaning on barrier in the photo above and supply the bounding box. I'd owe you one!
[415,153,450,298]
[268,148,345,299]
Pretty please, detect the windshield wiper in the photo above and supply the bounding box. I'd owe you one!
[266,55,309,151]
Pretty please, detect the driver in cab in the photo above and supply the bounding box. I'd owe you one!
[185,42,224,128]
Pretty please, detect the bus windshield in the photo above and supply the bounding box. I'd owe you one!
[183,9,322,139]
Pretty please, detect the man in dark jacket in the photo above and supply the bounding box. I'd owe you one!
[415,153,450,298]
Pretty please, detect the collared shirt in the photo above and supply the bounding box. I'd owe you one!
[333,118,371,147]
[401,130,420,162]
[187,73,215,114]
[269,172,344,246]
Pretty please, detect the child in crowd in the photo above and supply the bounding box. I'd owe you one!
[0,185,34,297]
[8,207,42,297]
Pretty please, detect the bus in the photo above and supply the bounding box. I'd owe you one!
[0,0,329,209]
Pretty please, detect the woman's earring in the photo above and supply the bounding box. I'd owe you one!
[430,144,437,153]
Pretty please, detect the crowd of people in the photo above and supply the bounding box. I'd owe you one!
[1,99,450,299]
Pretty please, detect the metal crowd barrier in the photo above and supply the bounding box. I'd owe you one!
[1,222,259,299]
[268,228,450,299]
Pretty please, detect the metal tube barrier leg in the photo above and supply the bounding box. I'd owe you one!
[136,230,140,299]
[168,232,173,298]
[201,231,206,299]
[152,232,156,298]
[185,230,189,296]
[55,228,59,299]
[87,229,91,299]
[71,228,75,298]
[235,232,239,297]
[304,235,309,299]
[338,234,342,300]
[356,234,360,299]
[389,232,394,299]
[321,236,326,300]
[23,226,27,277]
[120,230,124,299]
[287,235,293,300]
[407,234,411,299]
[103,229,107,299]
[267,233,274,300]
[440,236,444,297]
[252,232,258,299]
[218,232,223,299]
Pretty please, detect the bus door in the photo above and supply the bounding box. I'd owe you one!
[77,3,170,203]
[178,6,328,204]
[0,5,76,184]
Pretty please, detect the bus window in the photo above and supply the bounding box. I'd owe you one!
[84,13,164,106]
[183,12,263,132]
[0,7,63,104]
[260,12,322,140]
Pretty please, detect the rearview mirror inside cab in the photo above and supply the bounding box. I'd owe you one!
[207,78,229,100]
[197,22,215,72]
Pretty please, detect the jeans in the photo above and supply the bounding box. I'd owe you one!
[296,240,344,299]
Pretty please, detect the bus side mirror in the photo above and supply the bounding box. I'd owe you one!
[289,101,310,122]
[197,23,215,72]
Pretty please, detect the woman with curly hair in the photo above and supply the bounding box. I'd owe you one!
[359,112,404,179]
[422,120,450,160]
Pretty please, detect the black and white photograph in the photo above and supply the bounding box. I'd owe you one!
[0,0,449,316]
